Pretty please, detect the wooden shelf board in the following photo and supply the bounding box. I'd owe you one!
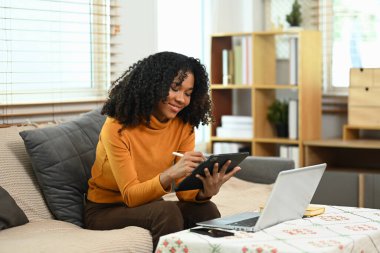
[304,139,380,149]
[253,84,299,89]
[211,84,252,89]
[254,138,299,144]
[211,32,252,37]
[210,137,252,142]
[253,31,300,36]
[344,124,380,131]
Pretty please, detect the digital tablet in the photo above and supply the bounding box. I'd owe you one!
[175,152,249,192]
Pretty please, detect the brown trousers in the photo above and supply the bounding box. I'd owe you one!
[84,199,221,250]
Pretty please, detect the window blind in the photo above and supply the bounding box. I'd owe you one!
[0,0,112,105]
[110,0,123,83]
[0,0,122,123]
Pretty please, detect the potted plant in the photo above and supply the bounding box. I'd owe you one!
[267,99,289,137]
[286,0,302,27]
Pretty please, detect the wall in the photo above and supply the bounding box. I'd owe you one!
[119,0,158,69]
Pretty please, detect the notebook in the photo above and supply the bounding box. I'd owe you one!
[197,163,326,232]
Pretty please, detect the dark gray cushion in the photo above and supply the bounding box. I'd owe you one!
[0,186,29,230]
[235,156,295,184]
[19,109,106,227]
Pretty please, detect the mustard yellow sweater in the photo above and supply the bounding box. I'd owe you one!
[87,116,200,207]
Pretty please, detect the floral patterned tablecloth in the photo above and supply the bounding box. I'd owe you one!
[156,206,380,253]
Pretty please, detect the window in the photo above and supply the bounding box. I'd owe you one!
[0,0,111,104]
[320,0,380,93]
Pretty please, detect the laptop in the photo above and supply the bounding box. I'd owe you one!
[197,163,326,232]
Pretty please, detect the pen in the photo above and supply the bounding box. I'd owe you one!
[172,152,184,157]
[172,152,209,159]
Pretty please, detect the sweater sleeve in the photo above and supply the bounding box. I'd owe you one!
[102,123,169,207]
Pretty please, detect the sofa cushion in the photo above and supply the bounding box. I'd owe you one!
[0,125,53,221]
[163,177,273,217]
[0,186,29,230]
[19,109,106,227]
[0,219,152,253]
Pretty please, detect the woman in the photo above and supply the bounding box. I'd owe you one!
[84,51,241,249]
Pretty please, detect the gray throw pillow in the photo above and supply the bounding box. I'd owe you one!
[19,109,106,227]
[0,186,29,230]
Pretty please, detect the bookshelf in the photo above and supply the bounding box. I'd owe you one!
[209,30,322,167]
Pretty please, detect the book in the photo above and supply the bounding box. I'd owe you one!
[216,127,253,138]
[222,49,229,85]
[277,145,299,168]
[246,35,253,85]
[290,146,299,168]
[241,37,247,84]
[304,205,325,217]
[213,142,246,154]
[289,37,298,85]
[221,115,253,125]
[288,99,298,139]
[279,145,288,159]
[222,49,234,84]
[233,37,243,85]
[228,50,234,84]
[260,204,325,217]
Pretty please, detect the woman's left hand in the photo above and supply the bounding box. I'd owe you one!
[195,160,241,200]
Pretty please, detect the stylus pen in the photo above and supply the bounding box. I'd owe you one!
[172,152,209,158]
[172,152,184,157]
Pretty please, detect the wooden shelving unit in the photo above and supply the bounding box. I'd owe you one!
[209,30,322,166]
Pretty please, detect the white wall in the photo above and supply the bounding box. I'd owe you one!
[119,0,158,68]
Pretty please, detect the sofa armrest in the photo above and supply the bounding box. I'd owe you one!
[235,156,295,184]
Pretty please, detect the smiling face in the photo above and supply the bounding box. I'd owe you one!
[152,72,194,122]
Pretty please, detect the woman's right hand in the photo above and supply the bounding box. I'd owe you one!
[160,151,205,189]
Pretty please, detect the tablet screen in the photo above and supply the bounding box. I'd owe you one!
[175,152,249,192]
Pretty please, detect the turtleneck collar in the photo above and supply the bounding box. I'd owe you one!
[148,115,172,130]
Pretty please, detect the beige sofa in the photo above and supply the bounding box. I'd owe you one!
[0,110,293,253]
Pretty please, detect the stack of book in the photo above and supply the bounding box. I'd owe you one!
[213,142,248,154]
[216,115,253,139]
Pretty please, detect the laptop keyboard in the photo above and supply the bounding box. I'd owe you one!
[227,216,259,227]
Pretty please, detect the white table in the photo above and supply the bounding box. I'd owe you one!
[156,206,380,253]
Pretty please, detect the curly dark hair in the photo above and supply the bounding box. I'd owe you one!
[102,51,213,129]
